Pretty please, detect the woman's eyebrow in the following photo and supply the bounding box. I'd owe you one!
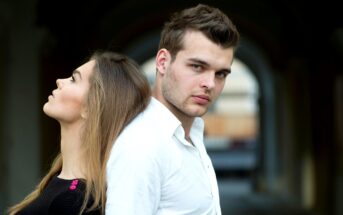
[72,70,82,80]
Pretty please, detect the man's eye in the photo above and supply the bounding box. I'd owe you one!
[216,71,228,79]
[191,64,202,71]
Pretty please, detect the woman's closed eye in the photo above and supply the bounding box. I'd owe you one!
[70,75,76,82]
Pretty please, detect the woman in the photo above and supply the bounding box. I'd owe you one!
[8,51,151,215]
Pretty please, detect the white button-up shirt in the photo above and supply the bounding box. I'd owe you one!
[106,98,221,215]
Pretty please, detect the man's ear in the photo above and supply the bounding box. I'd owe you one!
[156,49,171,75]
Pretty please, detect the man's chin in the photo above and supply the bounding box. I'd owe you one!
[188,108,208,117]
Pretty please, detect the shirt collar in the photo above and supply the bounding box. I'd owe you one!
[148,97,205,147]
[147,97,181,138]
[189,117,205,148]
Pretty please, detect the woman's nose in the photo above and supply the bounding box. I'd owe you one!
[56,79,62,88]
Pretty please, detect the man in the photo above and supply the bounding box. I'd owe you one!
[106,4,240,215]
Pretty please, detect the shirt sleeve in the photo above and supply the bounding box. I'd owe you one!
[106,143,162,215]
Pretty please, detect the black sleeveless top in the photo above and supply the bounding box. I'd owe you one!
[17,176,101,215]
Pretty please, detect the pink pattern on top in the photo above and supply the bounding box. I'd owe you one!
[69,179,79,190]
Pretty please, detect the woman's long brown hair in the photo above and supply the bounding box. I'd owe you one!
[8,52,151,214]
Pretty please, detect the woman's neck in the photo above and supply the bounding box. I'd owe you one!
[58,122,85,179]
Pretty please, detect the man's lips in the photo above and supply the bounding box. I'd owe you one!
[193,95,210,105]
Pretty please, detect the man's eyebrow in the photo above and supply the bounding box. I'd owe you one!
[188,58,209,67]
[72,70,82,80]
[219,68,231,74]
[189,58,231,74]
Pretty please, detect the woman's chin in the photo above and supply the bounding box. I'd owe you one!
[43,104,53,118]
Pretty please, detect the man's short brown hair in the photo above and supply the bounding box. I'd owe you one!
[159,4,240,59]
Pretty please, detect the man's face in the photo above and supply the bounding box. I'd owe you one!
[160,30,234,120]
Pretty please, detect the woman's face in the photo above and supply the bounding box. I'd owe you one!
[43,60,95,124]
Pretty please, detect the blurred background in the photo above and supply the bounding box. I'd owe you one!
[0,0,342,214]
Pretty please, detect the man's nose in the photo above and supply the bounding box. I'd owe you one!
[200,73,215,89]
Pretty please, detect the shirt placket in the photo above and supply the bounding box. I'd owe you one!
[175,127,215,198]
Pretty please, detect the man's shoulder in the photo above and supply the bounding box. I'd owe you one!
[114,97,180,150]
[115,105,163,146]
[120,97,177,135]
[121,106,157,134]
